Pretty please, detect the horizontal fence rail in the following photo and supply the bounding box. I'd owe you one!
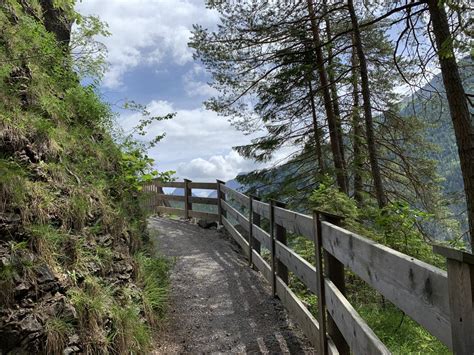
[143,179,220,222]
[143,180,474,355]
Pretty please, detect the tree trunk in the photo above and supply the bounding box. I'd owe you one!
[347,0,387,208]
[351,34,364,204]
[427,0,474,249]
[308,79,325,172]
[323,0,345,166]
[306,0,348,194]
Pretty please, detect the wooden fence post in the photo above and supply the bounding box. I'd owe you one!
[216,180,222,224]
[216,180,227,225]
[216,179,226,224]
[251,195,261,255]
[314,211,327,355]
[142,183,147,212]
[315,210,349,355]
[151,181,157,214]
[184,179,192,220]
[270,200,276,297]
[147,183,152,213]
[274,200,288,285]
[248,196,254,267]
[434,245,474,354]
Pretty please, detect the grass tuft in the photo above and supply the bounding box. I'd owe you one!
[134,252,170,326]
[45,317,72,355]
[109,304,151,354]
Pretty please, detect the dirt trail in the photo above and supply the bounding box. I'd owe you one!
[150,216,315,354]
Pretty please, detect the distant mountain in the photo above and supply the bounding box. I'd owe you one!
[400,58,472,233]
[210,60,472,237]
[171,188,184,196]
[208,177,245,198]
[171,188,198,197]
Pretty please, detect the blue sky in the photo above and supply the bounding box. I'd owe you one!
[76,0,266,182]
[74,1,443,183]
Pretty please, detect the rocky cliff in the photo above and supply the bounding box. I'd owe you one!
[0,1,168,353]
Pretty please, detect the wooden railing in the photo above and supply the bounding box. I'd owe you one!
[144,179,474,355]
[143,179,220,221]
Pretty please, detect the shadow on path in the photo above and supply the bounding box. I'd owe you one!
[150,217,315,354]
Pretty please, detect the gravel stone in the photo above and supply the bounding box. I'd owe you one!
[150,217,315,354]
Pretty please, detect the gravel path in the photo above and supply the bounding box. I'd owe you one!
[150,216,315,354]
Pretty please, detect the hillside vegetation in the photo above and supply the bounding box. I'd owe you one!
[0,1,168,353]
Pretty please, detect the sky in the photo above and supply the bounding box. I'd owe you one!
[75,0,264,182]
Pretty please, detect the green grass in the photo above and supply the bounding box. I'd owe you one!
[357,304,450,354]
[134,252,171,324]
[109,304,152,354]
[0,3,171,353]
[27,224,65,266]
[45,317,73,355]
[68,277,114,352]
[0,159,28,210]
[66,252,170,354]
[0,263,16,306]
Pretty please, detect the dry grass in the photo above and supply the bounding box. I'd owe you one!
[45,318,72,355]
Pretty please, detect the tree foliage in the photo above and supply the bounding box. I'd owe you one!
[190,0,471,249]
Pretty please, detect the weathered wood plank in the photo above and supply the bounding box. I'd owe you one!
[253,224,271,250]
[220,185,250,207]
[270,200,276,296]
[184,179,191,219]
[252,249,272,283]
[319,214,348,354]
[274,201,289,287]
[275,241,318,294]
[248,196,254,267]
[275,277,339,355]
[251,196,262,254]
[222,216,249,254]
[217,180,224,224]
[188,182,218,190]
[188,210,219,221]
[155,194,186,202]
[274,206,314,241]
[321,222,452,349]
[275,276,320,350]
[324,279,390,355]
[150,181,185,188]
[434,244,474,264]
[221,200,250,232]
[252,199,270,219]
[155,206,185,216]
[444,258,474,354]
[152,181,171,207]
[188,196,218,205]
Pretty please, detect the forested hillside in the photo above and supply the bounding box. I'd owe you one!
[232,62,473,239]
[191,0,473,249]
[0,1,168,353]
[402,59,473,234]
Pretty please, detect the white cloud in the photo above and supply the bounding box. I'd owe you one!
[74,2,295,182]
[120,100,264,180]
[182,64,218,97]
[76,0,219,88]
[177,150,262,181]
[75,1,270,182]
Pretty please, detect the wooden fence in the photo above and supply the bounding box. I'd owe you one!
[144,179,474,355]
[142,179,220,221]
